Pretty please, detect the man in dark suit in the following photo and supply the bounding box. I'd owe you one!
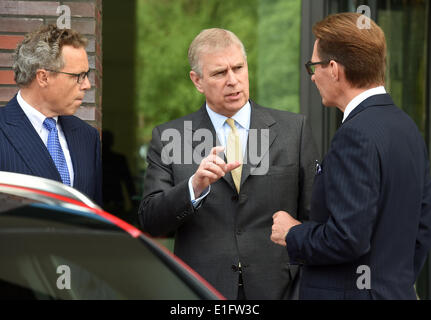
[0,25,102,205]
[271,13,431,299]
[139,28,318,299]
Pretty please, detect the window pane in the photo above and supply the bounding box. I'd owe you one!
[378,0,429,137]
[0,207,201,299]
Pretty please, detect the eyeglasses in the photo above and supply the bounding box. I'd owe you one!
[46,69,90,84]
[305,60,331,75]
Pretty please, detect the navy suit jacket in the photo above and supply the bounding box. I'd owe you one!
[286,94,431,299]
[0,95,102,206]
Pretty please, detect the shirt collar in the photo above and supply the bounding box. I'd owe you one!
[17,90,59,132]
[342,86,386,123]
[205,100,251,132]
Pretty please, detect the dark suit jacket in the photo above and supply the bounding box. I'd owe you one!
[286,94,431,299]
[139,100,318,299]
[0,95,102,206]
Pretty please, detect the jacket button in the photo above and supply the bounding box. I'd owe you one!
[236,230,242,236]
[231,265,238,272]
[232,195,238,201]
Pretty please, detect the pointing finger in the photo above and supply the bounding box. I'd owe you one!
[211,146,225,156]
[225,161,241,173]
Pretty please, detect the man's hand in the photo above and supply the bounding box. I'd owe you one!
[192,146,241,198]
[271,211,301,247]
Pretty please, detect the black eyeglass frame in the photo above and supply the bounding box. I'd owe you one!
[45,68,90,84]
[304,60,332,75]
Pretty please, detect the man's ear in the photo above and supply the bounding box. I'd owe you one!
[190,71,204,93]
[35,69,49,88]
[330,60,340,82]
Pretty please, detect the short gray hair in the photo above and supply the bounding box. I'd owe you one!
[13,24,87,87]
[188,28,247,77]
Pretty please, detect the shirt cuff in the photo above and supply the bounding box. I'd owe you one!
[188,175,210,207]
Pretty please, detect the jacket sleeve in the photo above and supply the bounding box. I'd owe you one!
[138,126,197,237]
[414,146,431,279]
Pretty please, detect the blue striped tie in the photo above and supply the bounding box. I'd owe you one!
[43,117,71,186]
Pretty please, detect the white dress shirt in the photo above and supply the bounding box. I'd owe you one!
[188,101,251,205]
[17,90,74,186]
[342,86,387,123]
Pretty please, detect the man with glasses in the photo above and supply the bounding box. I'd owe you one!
[271,13,431,299]
[0,25,102,205]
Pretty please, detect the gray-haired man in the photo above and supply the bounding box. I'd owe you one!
[0,24,102,205]
[139,28,318,299]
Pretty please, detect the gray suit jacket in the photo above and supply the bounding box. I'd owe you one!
[139,100,318,299]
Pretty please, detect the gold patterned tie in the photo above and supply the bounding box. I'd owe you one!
[226,118,243,193]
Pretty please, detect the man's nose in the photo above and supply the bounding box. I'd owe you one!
[311,74,316,83]
[226,69,238,85]
[80,74,91,90]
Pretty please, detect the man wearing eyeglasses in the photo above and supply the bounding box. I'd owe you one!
[0,25,102,205]
[271,12,431,299]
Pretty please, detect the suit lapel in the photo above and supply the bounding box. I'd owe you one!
[240,102,277,187]
[59,116,82,190]
[191,102,278,193]
[191,104,218,149]
[1,97,61,181]
[191,104,236,191]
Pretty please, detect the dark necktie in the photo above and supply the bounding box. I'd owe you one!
[43,117,71,186]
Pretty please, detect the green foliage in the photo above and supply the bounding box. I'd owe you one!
[256,0,301,112]
[136,0,301,145]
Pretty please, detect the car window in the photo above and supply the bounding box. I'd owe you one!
[0,205,201,300]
